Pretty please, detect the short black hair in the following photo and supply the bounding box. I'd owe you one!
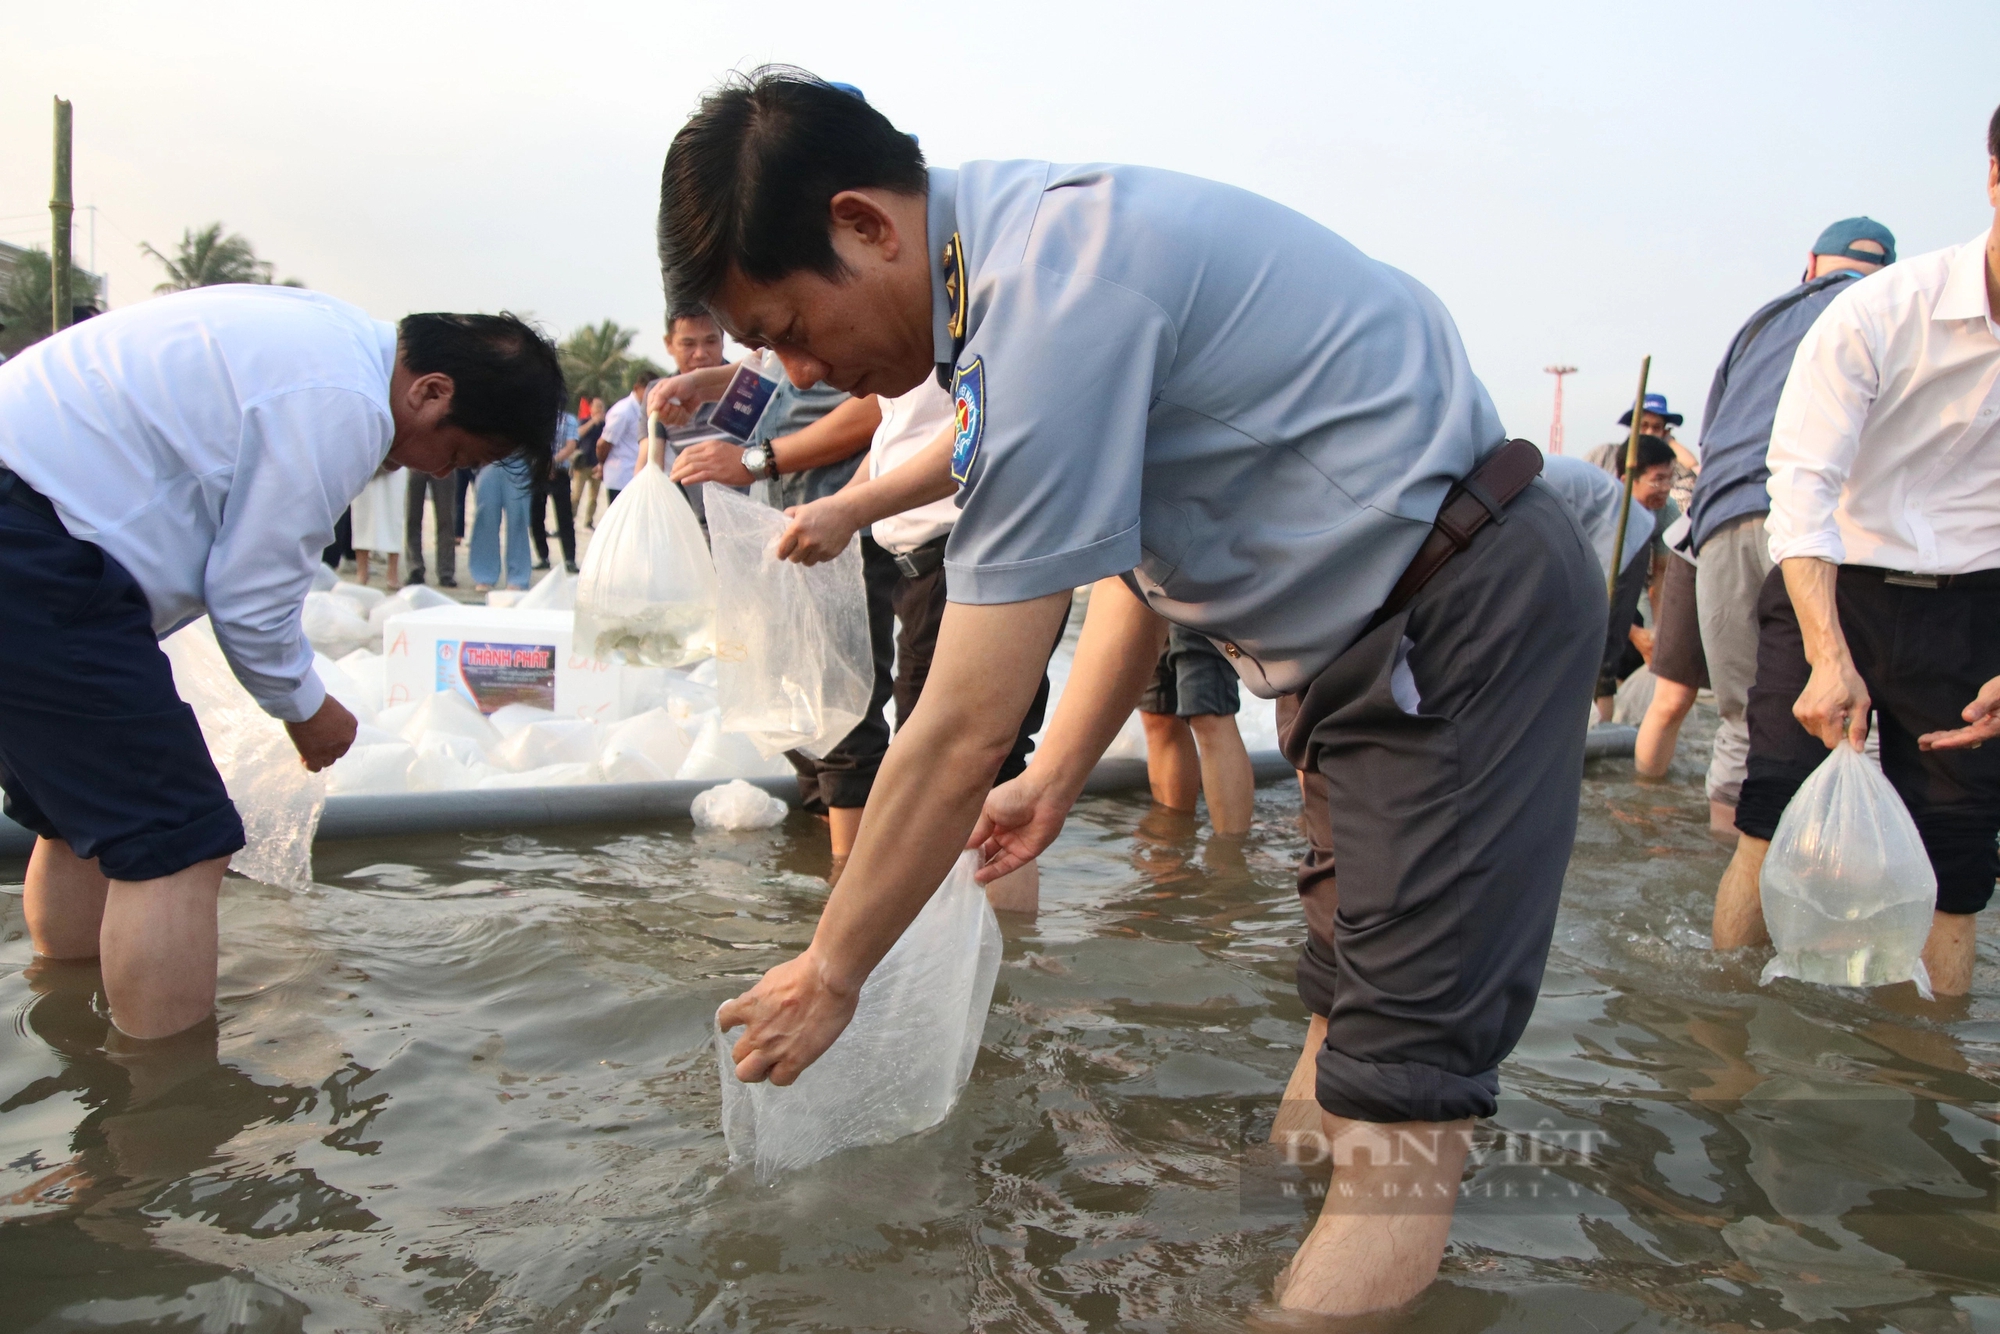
[397,312,564,483]
[1989,101,1999,163]
[1616,434,1678,478]
[666,304,717,335]
[631,366,659,389]
[658,65,927,312]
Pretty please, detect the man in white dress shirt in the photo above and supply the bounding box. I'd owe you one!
[0,286,563,1040]
[597,369,657,502]
[1714,105,2000,995]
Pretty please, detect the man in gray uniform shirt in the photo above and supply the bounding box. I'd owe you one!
[662,69,1602,1316]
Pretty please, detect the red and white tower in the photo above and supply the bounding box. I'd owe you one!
[1544,364,1577,455]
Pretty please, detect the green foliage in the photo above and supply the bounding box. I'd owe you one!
[559,320,664,405]
[0,247,101,355]
[141,222,302,292]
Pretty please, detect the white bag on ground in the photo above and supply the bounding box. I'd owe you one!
[368,584,454,635]
[690,779,789,831]
[573,463,716,667]
[716,852,1003,1179]
[676,712,793,780]
[600,708,690,781]
[160,618,325,890]
[302,591,374,658]
[515,564,577,611]
[1759,743,1935,995]
[705,485,872,758]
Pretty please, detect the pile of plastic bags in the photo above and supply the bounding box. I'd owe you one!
[1760,742,1935,996]
[715,852,1002,1179]
[573,464,716,667]
[706,485,872,758]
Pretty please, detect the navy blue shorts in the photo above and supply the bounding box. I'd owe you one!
[1138,624,1241,718]
[0,469,244,880]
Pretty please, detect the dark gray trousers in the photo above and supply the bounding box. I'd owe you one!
[404,470,456,583]
[1280,480,1603,1123]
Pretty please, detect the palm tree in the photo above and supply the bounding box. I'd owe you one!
[0,247,100,355]
[141,222,302,292]
[560,320,656,404]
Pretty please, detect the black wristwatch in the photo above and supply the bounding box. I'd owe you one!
[742,444,777,480]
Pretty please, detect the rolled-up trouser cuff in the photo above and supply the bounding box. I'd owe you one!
[1734,771,1811,842]
[1295,932,1339,1018]
[96,800,246,883]
[1316,1048,1501,1123]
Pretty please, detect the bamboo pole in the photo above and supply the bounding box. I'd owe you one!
[1606,356,1652,599]
[50,97,74,334]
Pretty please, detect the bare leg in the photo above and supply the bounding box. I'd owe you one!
[1188,713,1255,834]
[1269,1011,1328,1142]
[1596,695,1614,723]
[387,553,400,588]
[354,550,371,586]
[984,859,1038,915]
[1277,1112,1471,1315]
[1923,911,1977,996]
[828,806,862,861]
[1140,712,1200,811]
[25,837,109,959]
[1634,677,1699,777]
[1713,834,1770,949]
[1709,800,1740,844]
[99,856,227,1040]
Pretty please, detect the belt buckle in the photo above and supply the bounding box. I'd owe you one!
[1883,570,1942,589]
[894,551,923,579]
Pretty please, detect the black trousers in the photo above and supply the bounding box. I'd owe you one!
[892,544,1057,785]
[1737,564,2000,914]
[1281,481,1602,1123]
[530,473,576,567]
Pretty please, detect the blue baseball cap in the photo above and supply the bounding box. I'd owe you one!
[1811,216,1895,266]
[827,81,867,101]
[1617,392,1683,428]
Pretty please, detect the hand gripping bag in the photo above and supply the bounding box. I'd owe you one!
[704,484,872,758]
[573,462,716,667]
[716,853,1002,1179]
[161,618,326,890]
[1759,743,1936,996]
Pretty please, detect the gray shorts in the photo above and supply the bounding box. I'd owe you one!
[1138,624,1241,718]
[1282,481,1603,1124]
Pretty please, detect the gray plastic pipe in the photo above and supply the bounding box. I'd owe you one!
[0,732,1636,858]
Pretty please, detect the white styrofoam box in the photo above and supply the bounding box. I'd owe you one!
[383,607,624,724]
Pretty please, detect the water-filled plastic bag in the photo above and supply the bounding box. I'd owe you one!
[716,852,1002,1179]
[705,485,871,758]
[160,618,325,890]
[690,779,789,831]
[573,463,715,667]
[1760,743,1935,996]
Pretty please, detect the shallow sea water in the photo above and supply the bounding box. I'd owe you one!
[4,704,1999,1333]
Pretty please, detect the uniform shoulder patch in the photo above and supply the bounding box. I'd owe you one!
[950,357,984,485]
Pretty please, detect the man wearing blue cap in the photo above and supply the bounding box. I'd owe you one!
[1687,217,1892,837]
[1712,104,2000,995]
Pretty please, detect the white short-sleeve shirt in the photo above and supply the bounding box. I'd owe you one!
[866,378,960,554]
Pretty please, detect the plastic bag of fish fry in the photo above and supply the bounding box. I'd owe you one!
[1760,742,1935,997]
[715,852,1002,1179]
[573,462,716,667]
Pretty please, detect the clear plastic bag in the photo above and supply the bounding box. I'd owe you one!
[690,779,790,831]
[160,618,326,891]
[301,591,374,658]
[704,484,872,758]
[514,564,577,611]
[1760,743,1936,996]
[715,852,1003,1179]
[573,463,716,667]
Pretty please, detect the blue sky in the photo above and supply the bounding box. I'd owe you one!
[3,0,1994,448]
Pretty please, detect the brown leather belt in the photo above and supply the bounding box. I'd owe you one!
[1366,437,1543,633]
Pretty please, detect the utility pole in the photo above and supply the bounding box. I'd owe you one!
[50,96,74,333]
[1544,364,1577,456]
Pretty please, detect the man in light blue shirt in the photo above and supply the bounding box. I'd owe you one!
[656,70,1601,1315]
